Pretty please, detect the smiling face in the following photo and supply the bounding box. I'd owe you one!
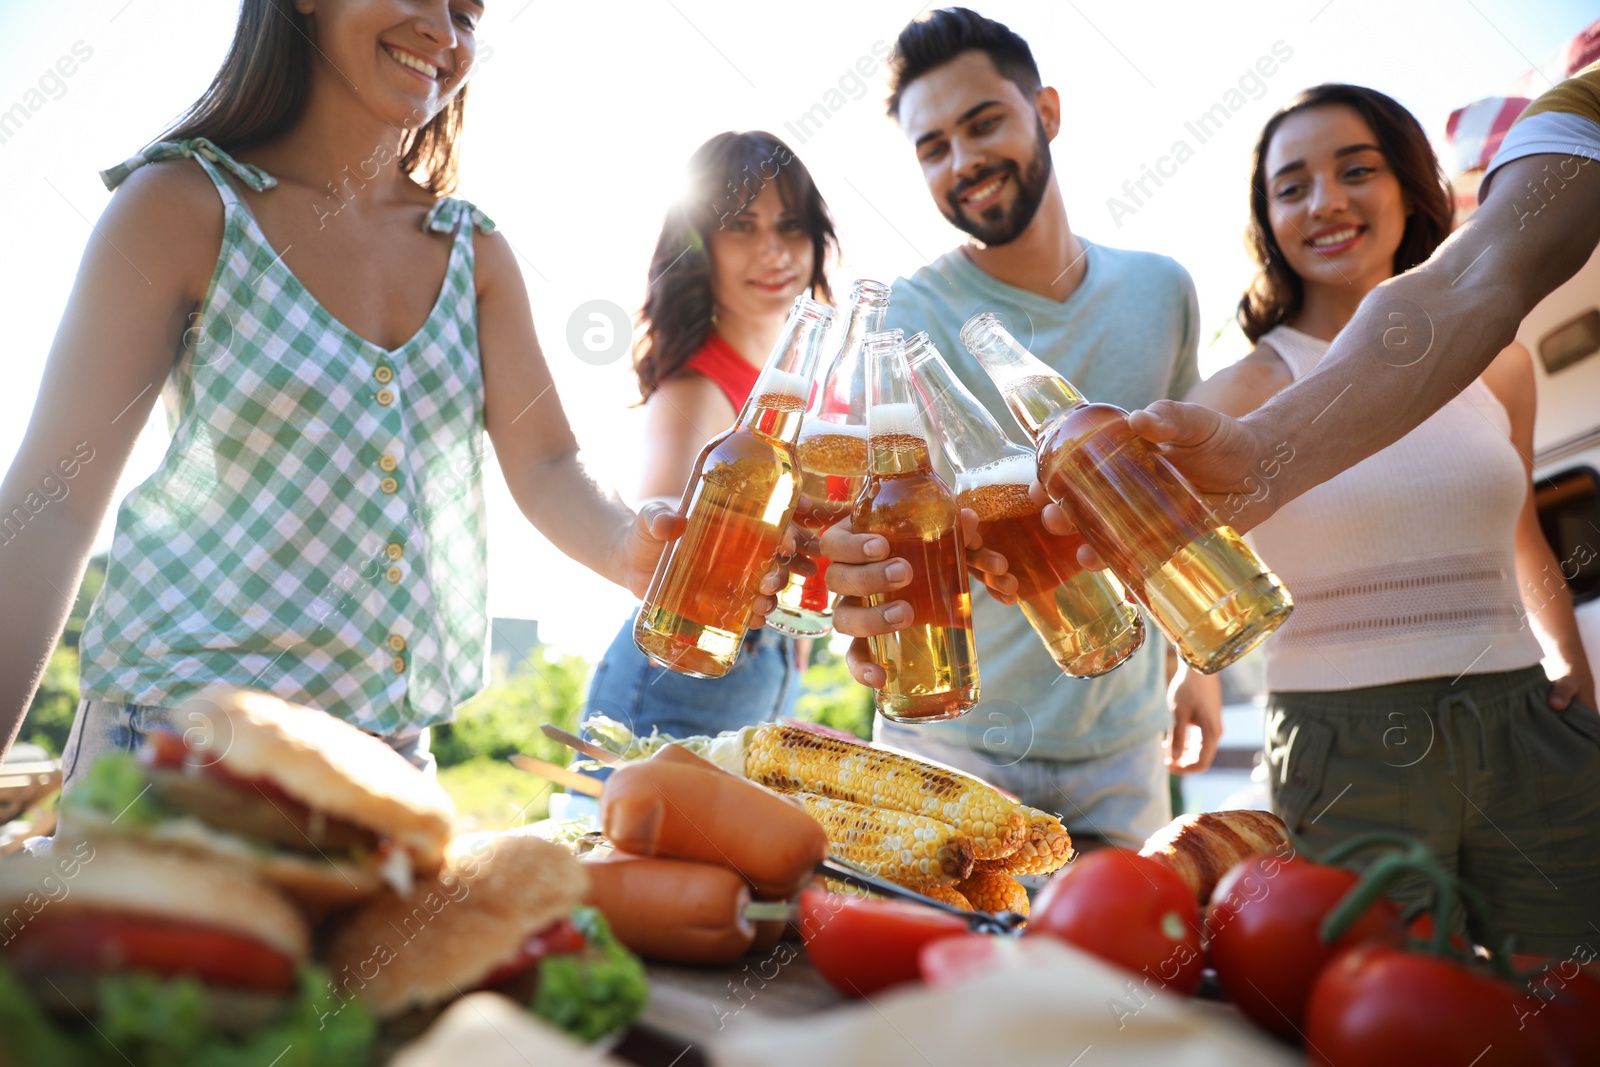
[295,0,481,131]
[897,51,1058,247]
[705,179,816,329]
[1263,104,1410,298]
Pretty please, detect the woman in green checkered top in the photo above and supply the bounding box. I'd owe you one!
[0,0,785,780]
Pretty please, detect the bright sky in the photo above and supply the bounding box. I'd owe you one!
[1,0,1595,662]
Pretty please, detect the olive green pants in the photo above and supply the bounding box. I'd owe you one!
[1267,666,1600,957]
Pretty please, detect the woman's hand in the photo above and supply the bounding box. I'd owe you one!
[1030,481,1107,570]
[1166,662,1223,774]
[820,511,1011,688]
[1548,665,1597,714]
[611,502,793,626]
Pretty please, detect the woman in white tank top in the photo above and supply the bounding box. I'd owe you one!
[1176,85,1598,955]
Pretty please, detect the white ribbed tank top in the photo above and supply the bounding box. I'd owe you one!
[1247,326,1542,692]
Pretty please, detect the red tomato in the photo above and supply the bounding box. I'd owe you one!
[1514,958,1600,1064]
[5,908,296,992]
[1026,848,1203,996]
[477,918,589,987]
[1305,943,1563,1066]
[918,933,1063,988]
[1207,854,1399,1037]
[798,888,969,998]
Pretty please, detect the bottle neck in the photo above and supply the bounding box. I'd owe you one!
[909,353,1015,473]
[1001,372,1087,442]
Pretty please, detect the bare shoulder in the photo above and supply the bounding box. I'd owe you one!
[648,372,733,427]
[1184,343,1294,419]
[100,159,225,300]
[471,228,521,297]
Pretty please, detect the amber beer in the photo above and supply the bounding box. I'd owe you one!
[906,332,1143,677]
[768,279,887,637]
[961,313,1292,673]
[854,330,978,722]
[635,297,834,677]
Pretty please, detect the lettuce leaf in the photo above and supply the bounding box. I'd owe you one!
[61,752,168,828]
[531,906,647,1042]
[0,962,374,1067]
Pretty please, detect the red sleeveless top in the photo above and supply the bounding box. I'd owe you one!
[683,332,760,410]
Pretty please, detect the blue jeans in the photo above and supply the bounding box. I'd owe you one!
[59,699,437,793]
[585,610,800,740]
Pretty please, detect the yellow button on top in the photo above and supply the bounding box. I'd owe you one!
[376,389,394,406]
[391,656,406,673]
[378,454,398,472]
[387,634,407,653]
[380,476,399,495]
[385,566,403,584]
[374,365,394,384]
[385,542,403,561]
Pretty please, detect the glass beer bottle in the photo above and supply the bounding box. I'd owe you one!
[854,329,979,722]
[767,279,887,637]
[904,332,1145,678]
[634,297,834,677]
[961,313,1293,674]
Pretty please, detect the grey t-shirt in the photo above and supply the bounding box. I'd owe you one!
[882,238,1200,763]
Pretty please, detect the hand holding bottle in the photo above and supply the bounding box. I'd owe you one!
[818,510,1014,689]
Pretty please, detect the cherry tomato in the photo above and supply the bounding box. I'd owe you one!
[1207,853,1399,1037]
[798,887,968,998]
[1305,943,1563,1066]
[5,908,296,992]
[1027,848,1203,996]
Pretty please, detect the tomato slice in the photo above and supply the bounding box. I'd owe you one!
[1026,848,1204,996]
[798,888,969,998]
[5,909,296,993]
[477,918,588,988]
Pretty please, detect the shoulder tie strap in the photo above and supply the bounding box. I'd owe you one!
[424,198,497,236]
[100,137,278,193]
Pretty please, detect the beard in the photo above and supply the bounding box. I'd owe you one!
[941,118,1053,247]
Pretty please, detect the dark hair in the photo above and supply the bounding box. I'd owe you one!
[161,0,469,196]
[1238,84,1453,342]
[633,132,837,400]
[886,8,1042,119]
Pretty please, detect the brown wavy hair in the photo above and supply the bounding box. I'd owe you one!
[1238,84,1453,342]
[633,132,837,400]
[160,0,469,196]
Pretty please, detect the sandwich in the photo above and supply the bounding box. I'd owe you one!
[60,687,454,908]
[324,831,647,1043]
[0,836,373,1065]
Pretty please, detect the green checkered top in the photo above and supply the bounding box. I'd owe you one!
[79,138,493,736]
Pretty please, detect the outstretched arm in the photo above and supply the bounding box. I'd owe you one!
[0,162,215,759]
[1131,151,1600,530]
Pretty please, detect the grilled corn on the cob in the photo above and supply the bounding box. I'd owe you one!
[797,793,974,886]
[973,807,1074,877]
[956,871,1030,918]
[747,724,1027,861]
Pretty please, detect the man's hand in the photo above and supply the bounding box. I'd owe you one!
[1126,400,1289,533]
[822,511,1012,688]
[1166,663,1222,774]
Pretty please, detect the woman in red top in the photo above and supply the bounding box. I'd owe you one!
[586,131,839,738]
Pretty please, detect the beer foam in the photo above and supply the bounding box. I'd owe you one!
[955,453,1037,494]
[751,367,810,404]
[867,402,926,440]
[799,418,868,441]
